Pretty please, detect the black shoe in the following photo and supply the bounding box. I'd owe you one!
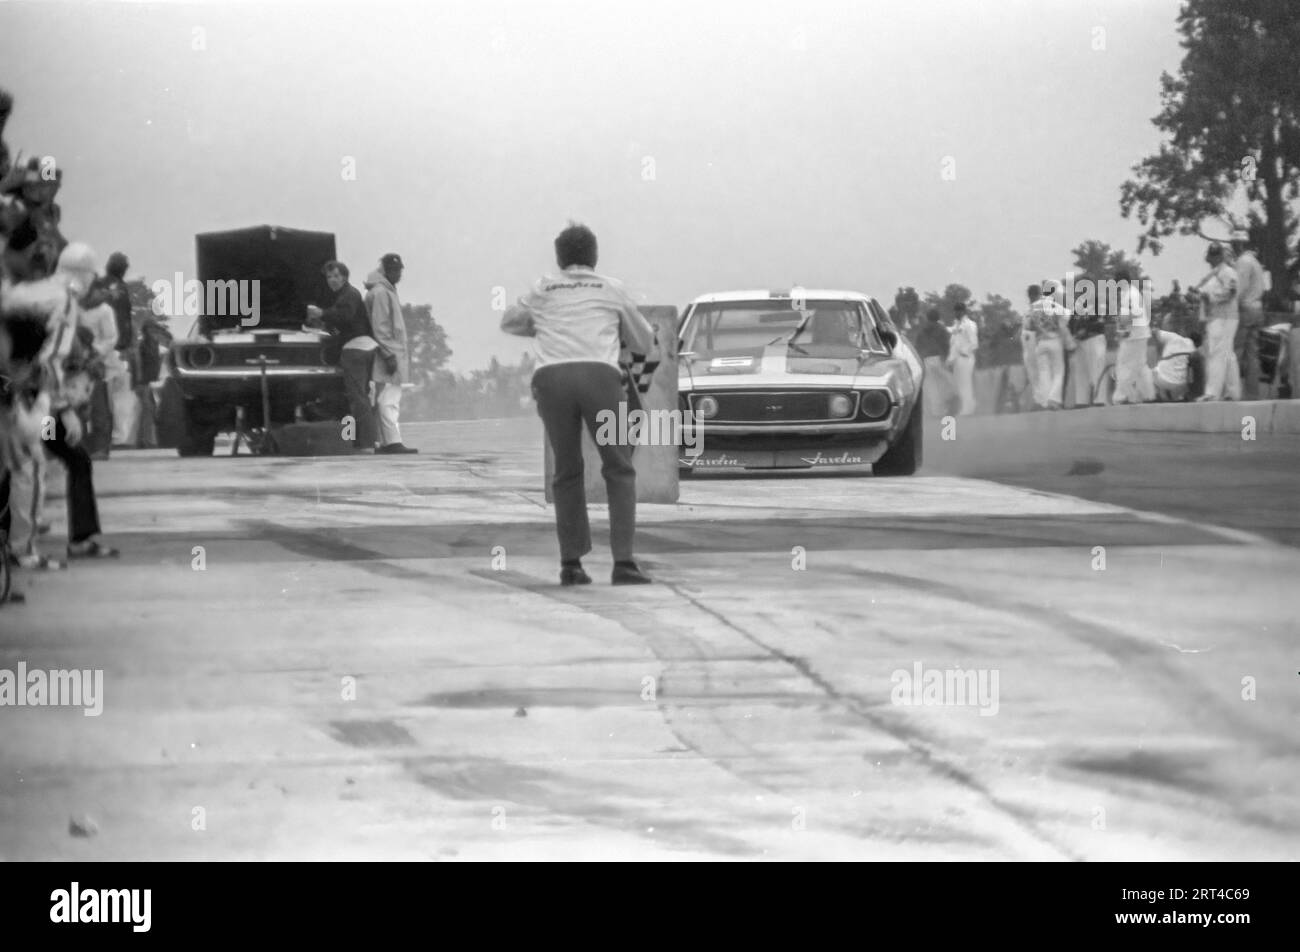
[560,564,592,586]
[376,443,419,454]
[611,561,652,585]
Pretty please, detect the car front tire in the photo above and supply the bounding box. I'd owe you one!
[873,395,923,476]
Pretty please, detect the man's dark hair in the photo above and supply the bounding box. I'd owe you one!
[1027,284,1042,302]
[105,252,128,279]
[555,223,598,269]
[321,260,349,280]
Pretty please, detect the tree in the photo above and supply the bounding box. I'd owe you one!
[920,284,974,322]
[1119,0,1300,291]
[402,302,452,390]
[893,287,921,330]
[1069,240,1146,282]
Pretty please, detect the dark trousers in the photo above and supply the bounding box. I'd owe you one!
[82,379,113,458]
[44,414,101,544]
[532,362,637,563]
[339,349,378,448]
[0,468,10,539]
[1234,312,1262,400]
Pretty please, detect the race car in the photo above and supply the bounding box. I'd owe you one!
[677,289,924,475]
[156,225,346,456]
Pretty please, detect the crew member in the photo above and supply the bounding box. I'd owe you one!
[308,260,377,452]
[501,222,657,586]
[366,253,416,453]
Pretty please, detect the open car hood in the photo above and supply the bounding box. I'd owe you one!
[195,225,337,334]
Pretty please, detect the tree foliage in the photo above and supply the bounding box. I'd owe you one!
[1119,0,1300,288]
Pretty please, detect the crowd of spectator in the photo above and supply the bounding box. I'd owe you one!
[900,234,1300,415]
[1,87,131,605]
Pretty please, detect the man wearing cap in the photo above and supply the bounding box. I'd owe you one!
[1230,230,1265,400]
[365,253,416,454]
[501,222,657,586]
[1196,243,1241,401]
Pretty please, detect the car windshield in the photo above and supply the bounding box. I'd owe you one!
[681,300,883,356]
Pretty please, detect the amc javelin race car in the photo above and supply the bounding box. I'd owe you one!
[156,225,346,455]
[677,289,924,475]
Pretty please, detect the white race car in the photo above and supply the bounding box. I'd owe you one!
[677,289,924,475]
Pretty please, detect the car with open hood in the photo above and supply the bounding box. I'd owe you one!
[677,289,924,475]
[156,225,345,455]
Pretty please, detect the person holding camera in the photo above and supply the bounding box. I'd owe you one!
[365,253,417,454]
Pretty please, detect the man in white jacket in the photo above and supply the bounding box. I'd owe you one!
[502,223,657,586]
[1197,243,1241,401]
[946,302,978,416]
[365,253,416,454]
[1230,230,1265,400]
[1026,282,1069,409]
[1111,267,1155,405]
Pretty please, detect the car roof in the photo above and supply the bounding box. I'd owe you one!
[688,289,878,306]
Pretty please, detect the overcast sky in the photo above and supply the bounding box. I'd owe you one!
[2,0,1204,369]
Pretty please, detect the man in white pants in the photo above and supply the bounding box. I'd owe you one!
[1026,283,1067,409]
[1111,267,1155,405]
[1197,243,1241,401]
[946,302,978,415]
[1230,230,1266,400]
[365,253,417,453]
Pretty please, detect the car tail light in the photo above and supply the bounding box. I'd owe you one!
[696,396,719,419]
[828,394,854,418]
[859,390,891,419]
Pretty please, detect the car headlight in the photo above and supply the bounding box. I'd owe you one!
[696,395,719,419]
[188,346,215,369]
[859,390,891,420]
[828,393,854,418]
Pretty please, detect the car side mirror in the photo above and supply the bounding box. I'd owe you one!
[880,328,899,351]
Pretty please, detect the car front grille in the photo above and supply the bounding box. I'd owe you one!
[693,390,857,423]
[183,344,328,370]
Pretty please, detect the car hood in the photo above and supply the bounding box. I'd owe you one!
[679,343,904,389]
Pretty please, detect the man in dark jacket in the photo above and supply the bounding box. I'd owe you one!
[135,309,171,448]
[914,308,953,416]
[307,260,377,451]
